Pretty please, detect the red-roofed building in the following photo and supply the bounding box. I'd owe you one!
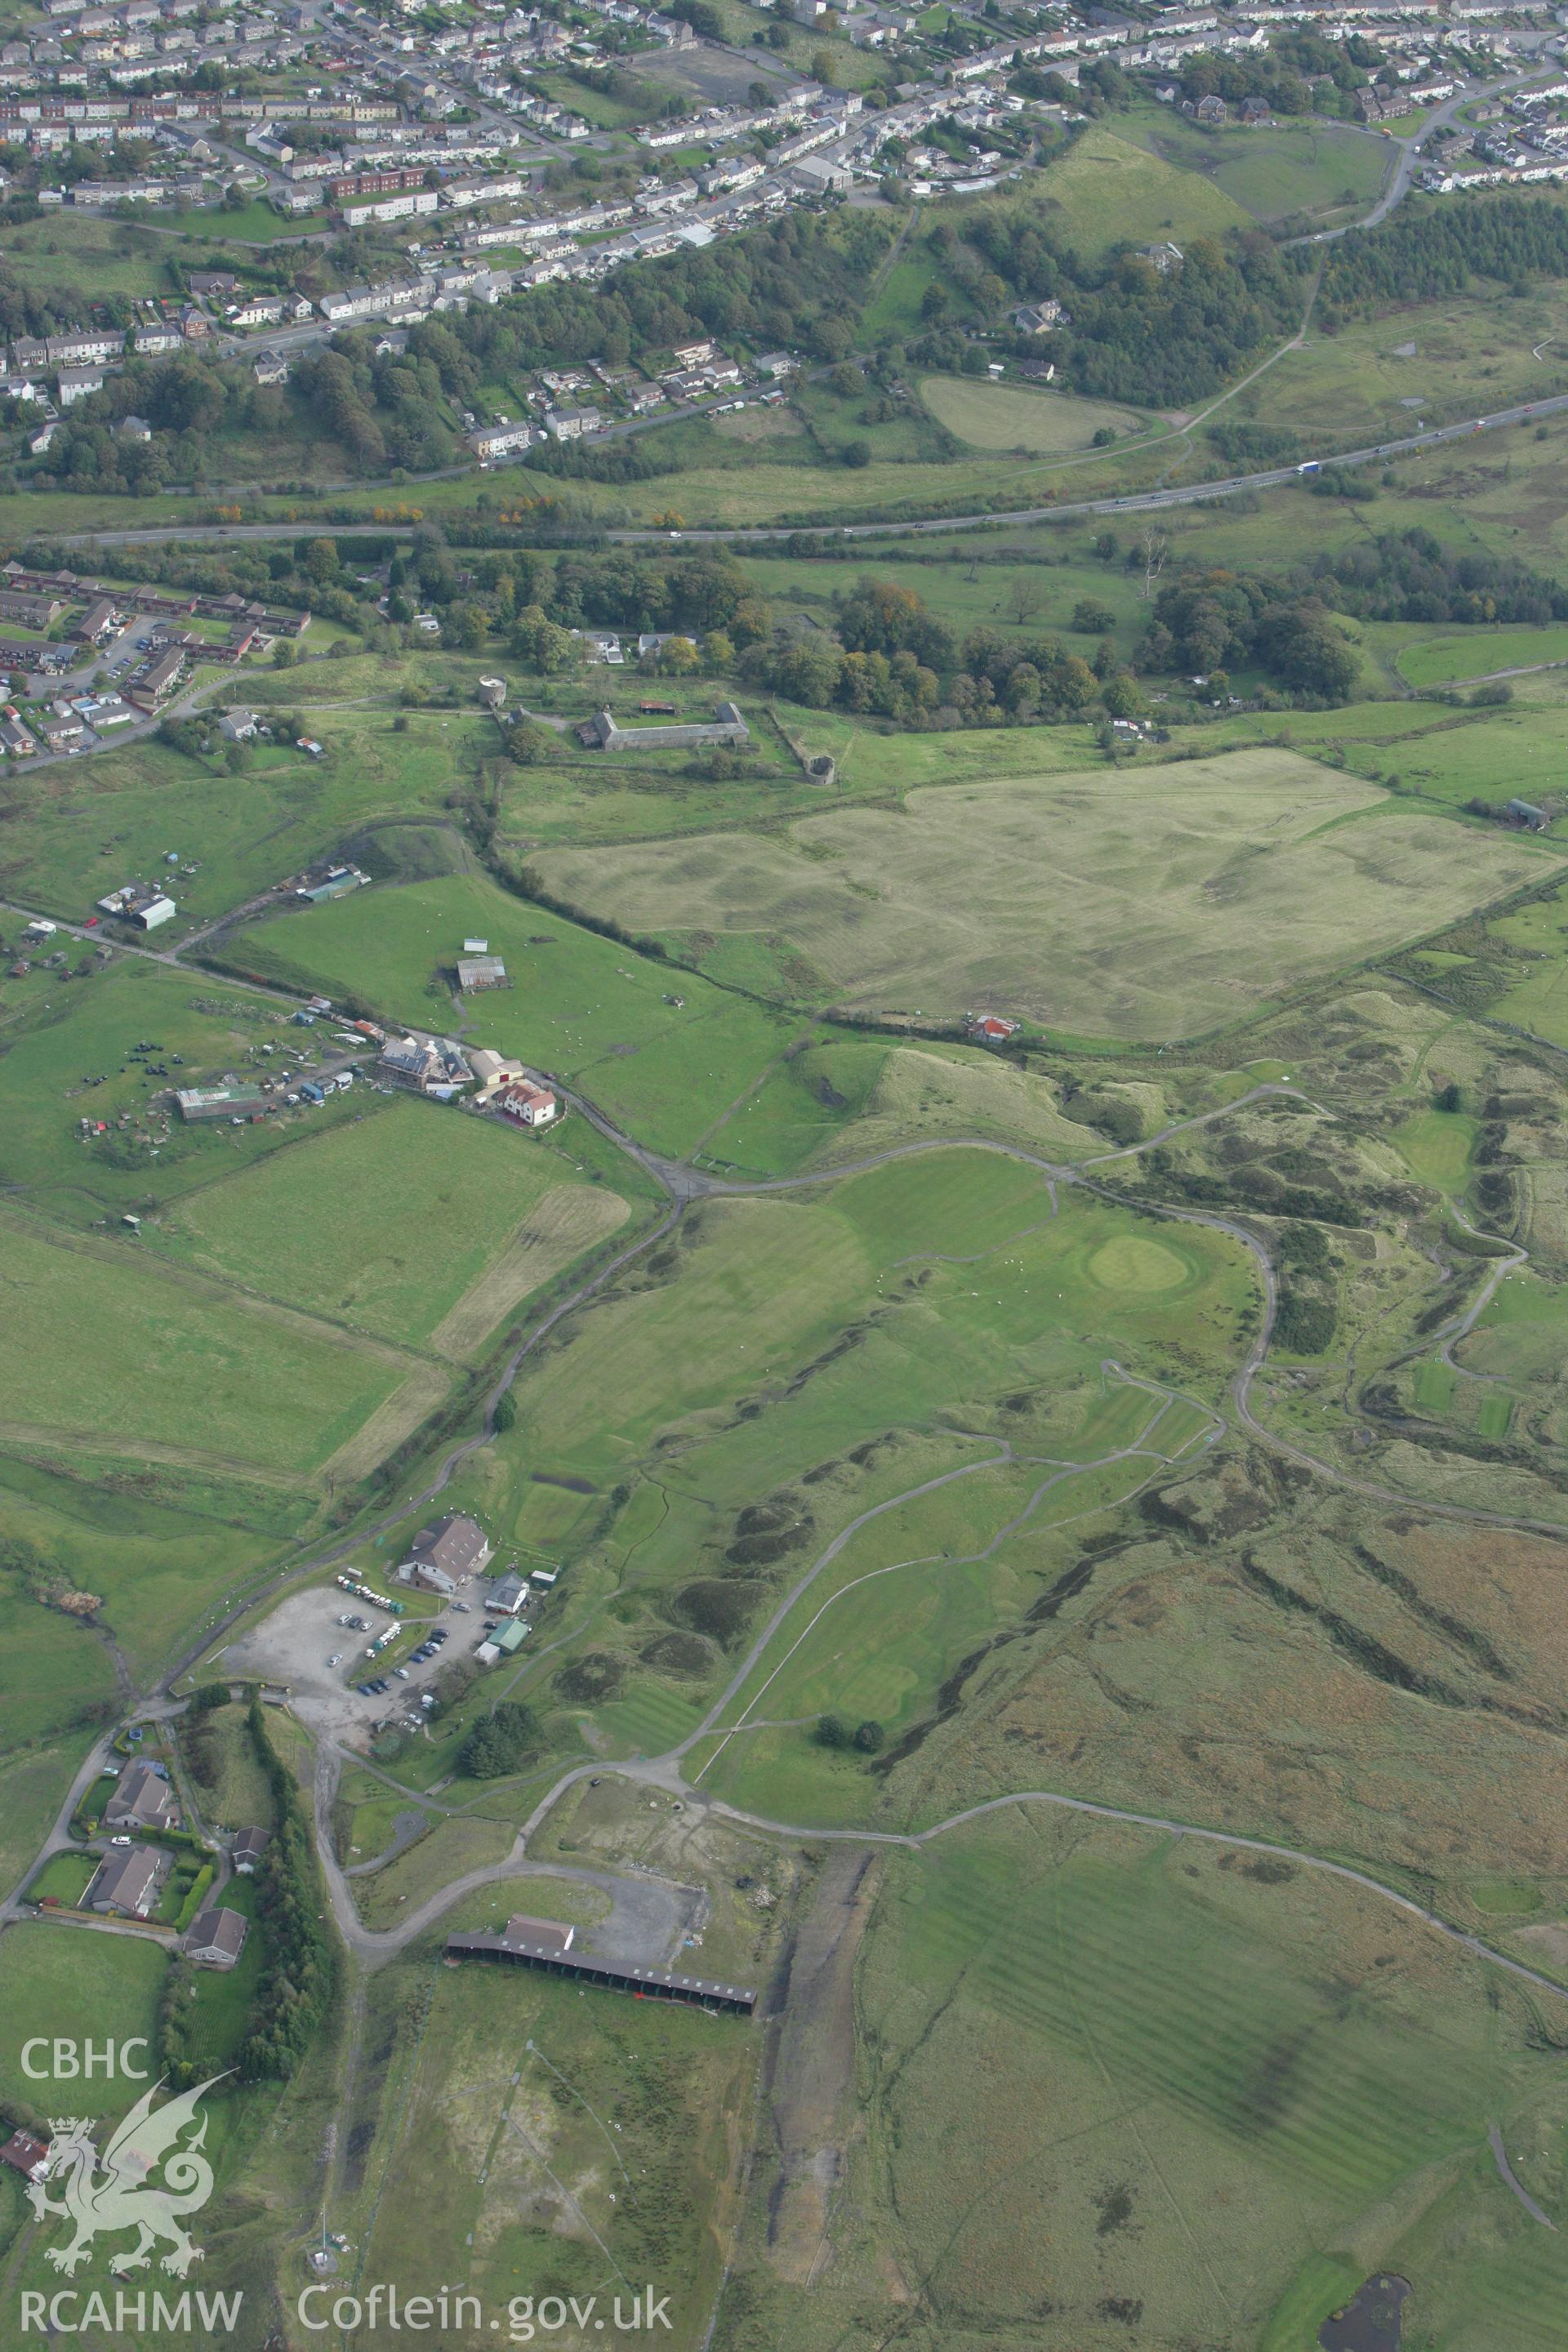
[0,2130,50,2184]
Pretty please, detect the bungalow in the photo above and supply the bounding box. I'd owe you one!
[218,706,258,742]
[252,350,290,386]
[104,1757,180,1829]
[402,1511,492,1584]
[85,1846,165,1918]
[231,1825,269,1873]
[486,1570,529,1615]
[183,1904,247,1968]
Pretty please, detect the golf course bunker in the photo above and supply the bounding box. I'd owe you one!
[532,749,1565,1042]
[1319,2274,1412,2352]
[1085,1233,1192,1294]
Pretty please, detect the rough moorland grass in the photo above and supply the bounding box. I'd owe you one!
[1247,283,1568,446]
[530,750,1563,1040]
[354,1944,750,2345]
[0,1212,415,1477]
[352,1814,515,1931]
[158,1098,630,1353]
[807,1818,1568,2352]
[920,375,1144,452]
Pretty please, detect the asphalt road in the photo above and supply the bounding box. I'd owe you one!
[47,381,1568,559]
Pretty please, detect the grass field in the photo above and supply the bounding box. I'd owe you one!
[155,1097,632,1355]
[0,1922,167,2120]
[920,375,1148,450]
[530,749,1562,1040]
[1395,622,1568,686]
[221,870,796,1157]
[1393,1107,1479,1192]
[0,1209,422,1480]
[1030,123,1251,258]
[350,1937,754,2346]
[1121,106,1392,225]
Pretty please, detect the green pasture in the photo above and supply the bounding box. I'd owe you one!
[0,1211,416,1478]
[0,959,358,1228]
[1121,107,1391,225]
[0,1924,167,2119]
[701,1451,1170,1824]
[736,546,1153,657]
[0,703,498,941]
[531,749,1561,1042]
[156,1095,630,1352]
[221,870,795,1157]
[1490,892,1568,1043]
[1396,622,1568,687]
[483,1162,1254,1771]
[920,375,1147,452]
[1029,123,1250,261]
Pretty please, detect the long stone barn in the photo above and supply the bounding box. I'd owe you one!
[574,701,749,753]
[444,1928,757,2015]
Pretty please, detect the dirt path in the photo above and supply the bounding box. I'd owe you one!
[760,1848,882,2285]
[1489,2123,1558,2229]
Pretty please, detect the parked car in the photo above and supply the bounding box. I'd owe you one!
[394,1667,410,1680]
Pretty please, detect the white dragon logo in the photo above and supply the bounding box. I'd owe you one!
[27,2074,227,2278]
